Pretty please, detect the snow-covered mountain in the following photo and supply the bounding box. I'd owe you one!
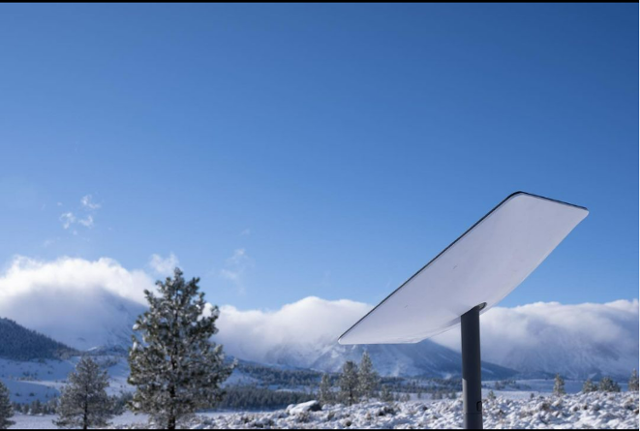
[256,338,515,379]
[432,300,640,380]
[5,293,638,380]
[0,258,636,380]
[486,324,638,380]
[6,294,639,380]
[0,256,152,351]
[3,291,146,352]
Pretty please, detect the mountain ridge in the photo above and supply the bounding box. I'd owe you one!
[3,293,636,380]
[0,317,78,361]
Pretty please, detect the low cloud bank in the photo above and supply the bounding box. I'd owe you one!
[0,256,636,377]
[432,299,639,378]
[216,297,371,363]
[0,256,152,349]
[217,296,639,378]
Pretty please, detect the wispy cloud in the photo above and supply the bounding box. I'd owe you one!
[219,248,253,294]
[78,215,94,228]
[240,228,251,236]
[58,195,101,231]
[148,253,180,276]
[80,194,101,210]
[42,238,58,248]
[59,212,76,229]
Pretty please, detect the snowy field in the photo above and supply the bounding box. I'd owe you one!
[11,391,637,429]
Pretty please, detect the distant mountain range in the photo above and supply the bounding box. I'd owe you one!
[1,292,636,380]
[258,338,517,379]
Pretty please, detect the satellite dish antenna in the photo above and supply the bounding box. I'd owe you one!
[339,192,588,430]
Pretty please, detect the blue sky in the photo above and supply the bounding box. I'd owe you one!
[0,4,637,311]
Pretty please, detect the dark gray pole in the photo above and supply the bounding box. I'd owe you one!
[461,304,484,430]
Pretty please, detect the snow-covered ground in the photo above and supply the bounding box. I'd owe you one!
[13,391,633,430]
[10,412,144,429]
[169,392,638,429]
[0,355,132,404]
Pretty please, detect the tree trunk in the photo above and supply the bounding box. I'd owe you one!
[84,395,89,430]
[168,383,176,430]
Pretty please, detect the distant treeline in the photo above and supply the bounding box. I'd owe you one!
[235,361,324,388]
[215,386,314,411]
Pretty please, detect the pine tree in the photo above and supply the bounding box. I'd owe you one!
[319,374,333,405]
[628,369,639,392]
[380,385,394,403]
[598,376,621,393]
[128,268,234,430]
[582,378,598,393]
[0,381,14,430]
[54,357,113,429]
[553,374,566,396]
[357,351,379,401]
[31,399,42,415]
[487,390,496,401]
[338,361,360,406]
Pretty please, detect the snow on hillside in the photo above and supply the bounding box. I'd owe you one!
[97,392,638,429]
[0,355,132,404]
[9,392,638,429]
[306,341,516,379]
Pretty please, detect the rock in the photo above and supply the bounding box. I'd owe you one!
[287,400,322,414]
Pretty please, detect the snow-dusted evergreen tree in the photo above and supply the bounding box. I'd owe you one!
[338,361,360,406]
[128,268,234,430]
[380,385,394,403]
[54,356,113,429]
[582,378,598,393]
[553,374,566,396]
[598,376,621,393]
[0,381,14,430]
[319,374,334,405]
[628,369,639,392]
[31,399,42,415]
[357,351,379,401]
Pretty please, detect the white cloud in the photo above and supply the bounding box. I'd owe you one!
[0,256,151,305]
[240,228,251,236]
[42,238,58,248]
[78,215,94,228]
[215,297,638,378]
[81,194,101,210]
[58,195,101,231]
[431,300,639,378]
[0,256,153,349]
[219,248,253,294]
[0,254,636,377]
[216,297,371,364]
[59,212,76,229]
[149,253,180,276]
